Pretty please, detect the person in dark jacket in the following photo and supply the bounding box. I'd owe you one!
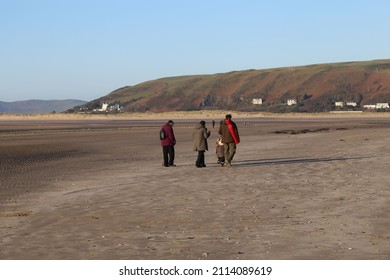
[193,120,210,168]
[160,120,176,167]
[218,114,240,167]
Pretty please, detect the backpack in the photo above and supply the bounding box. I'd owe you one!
[159,129,167,140]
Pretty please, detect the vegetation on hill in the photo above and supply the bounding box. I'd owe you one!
[73,59,390,113]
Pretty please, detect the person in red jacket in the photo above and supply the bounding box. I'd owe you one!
[160,120,176,167]
[218,114,240,167]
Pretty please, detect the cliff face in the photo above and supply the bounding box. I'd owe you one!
[88,59,390,112]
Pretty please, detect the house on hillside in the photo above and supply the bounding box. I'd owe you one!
[252,98,263,105]
[287,99,297,106]
[94,102,121,112]
[109,103,122,112]
[335,101,344,107]
[93,102,109,112]
[363,104,376,109]
[376,103,389,109]
[363,103,389,109]
[346,102,358,107]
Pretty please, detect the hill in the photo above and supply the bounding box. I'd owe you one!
[0,99,86,114]
[77,59,390,113]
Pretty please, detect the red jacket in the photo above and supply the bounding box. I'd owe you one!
[218,118,240,144]
[160,123,176,146]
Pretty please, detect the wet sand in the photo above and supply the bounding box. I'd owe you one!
[1,114,390,259]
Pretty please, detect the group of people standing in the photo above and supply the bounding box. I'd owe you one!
[160,114,240,168]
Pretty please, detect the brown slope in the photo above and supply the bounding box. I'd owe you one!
[86,59,390,112]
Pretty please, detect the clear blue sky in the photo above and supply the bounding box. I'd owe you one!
[1,0,389,102]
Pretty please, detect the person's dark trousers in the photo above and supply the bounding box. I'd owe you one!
[196,150,205,167]
[163,145,175,166]
[223,142,236,164]
[217,157,225,164]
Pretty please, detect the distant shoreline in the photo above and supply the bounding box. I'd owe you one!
[1,111,390,120]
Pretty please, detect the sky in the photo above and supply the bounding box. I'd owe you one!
[1,0,390,102]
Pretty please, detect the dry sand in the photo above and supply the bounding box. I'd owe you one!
[1,113,390,259]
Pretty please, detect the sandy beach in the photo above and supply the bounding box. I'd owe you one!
[1,112,390,259]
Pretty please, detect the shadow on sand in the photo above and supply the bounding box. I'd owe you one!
[233,156,373,167]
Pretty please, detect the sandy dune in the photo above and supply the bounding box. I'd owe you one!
[1,113,390,259]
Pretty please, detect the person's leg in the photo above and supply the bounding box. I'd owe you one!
[196,151,205,167]
[162,146,169,167]
[196,151,201,167]
[199,151,205,167]
[168,145,175,166]
[223,143,229,165]
[228,142,236,163]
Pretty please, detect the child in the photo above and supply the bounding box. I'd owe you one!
[216,137,225,166]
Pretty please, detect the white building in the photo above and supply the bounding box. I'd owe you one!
[335,101,344,107]
[94,102,109,112]
[376,103,389,109]
[109,104,121,112]
[252,98,263,105]
[346,102,357,107]
[363,103,389,109]
[287,99,297,106]
[102,103,108,111]
[363,104,376,109]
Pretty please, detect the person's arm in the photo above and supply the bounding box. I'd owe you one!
[203,127,210,139]
[170,126,176,145]
[234,123,240,142]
